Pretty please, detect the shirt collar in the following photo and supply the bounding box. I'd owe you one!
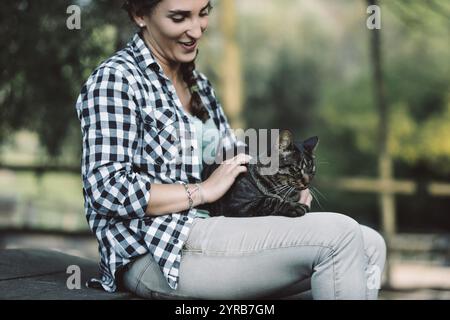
[130,31,162,75]
[129,31,202,85]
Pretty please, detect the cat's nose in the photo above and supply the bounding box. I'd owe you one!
[301,175,310,184]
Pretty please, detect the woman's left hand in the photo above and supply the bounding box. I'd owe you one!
[299,189,313,210]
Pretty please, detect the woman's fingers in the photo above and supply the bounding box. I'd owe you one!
[220,154,252,175]
[202,154,252,204]
[224,153,252,166]
[233,165,248,177]
[299,189,313,207]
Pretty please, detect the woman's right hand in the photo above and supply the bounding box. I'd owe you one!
[298,189,313,210]
[201,153,252,203]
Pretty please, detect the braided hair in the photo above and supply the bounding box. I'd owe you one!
[122,0,210,122]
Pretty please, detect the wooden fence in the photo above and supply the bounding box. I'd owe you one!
[1,163,449,285]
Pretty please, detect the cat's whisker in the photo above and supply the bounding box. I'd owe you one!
[311,186,327,201]
[279,186,292,199]
[309,189,322,210]
[309,188,324,210]
[291,186,297,196]
[273,185,291,195]
[268,184,288,191]
[312,190,327,205]
[279,187,292,199]
[282,187,295,202]
[267,187,279,193]
[269,185,289,193]
[268,187,287,195]
[310,188,317,200]
[291,187,296,195]
[315,188,327,201]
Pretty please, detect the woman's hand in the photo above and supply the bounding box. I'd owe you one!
[201,153,252,203]
[299,189,313,210]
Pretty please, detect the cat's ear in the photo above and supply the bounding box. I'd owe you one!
[303,136,319,153]
[279,129,294,152]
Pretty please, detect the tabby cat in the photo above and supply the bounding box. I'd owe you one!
[199,130,319,218]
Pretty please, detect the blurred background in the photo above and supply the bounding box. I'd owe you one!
[0,0,449,299]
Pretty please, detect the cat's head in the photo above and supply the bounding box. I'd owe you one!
[272,129,319,191]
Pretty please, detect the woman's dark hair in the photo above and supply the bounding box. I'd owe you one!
[122,0,210,122]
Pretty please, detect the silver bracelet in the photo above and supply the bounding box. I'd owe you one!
[182,182,206,210]
[182,182,194,210]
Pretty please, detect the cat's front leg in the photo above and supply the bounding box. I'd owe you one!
[277,200,310,217]
[256,197,309,217]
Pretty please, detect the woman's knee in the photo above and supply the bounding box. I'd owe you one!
[360,225,387,266]
[304,212,363,248]
[311,212,360,233]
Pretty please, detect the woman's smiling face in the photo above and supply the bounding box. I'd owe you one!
[134,0,212,65]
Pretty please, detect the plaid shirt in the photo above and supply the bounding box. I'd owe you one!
[75,32,239,292]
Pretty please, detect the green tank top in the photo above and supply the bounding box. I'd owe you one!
[186,113,220,218]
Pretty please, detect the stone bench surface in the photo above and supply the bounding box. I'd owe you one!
[0,248,138,300]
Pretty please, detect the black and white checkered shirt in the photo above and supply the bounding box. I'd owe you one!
[75,32,240,292]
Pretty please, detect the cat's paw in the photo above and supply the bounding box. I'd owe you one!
[279,201,309,217]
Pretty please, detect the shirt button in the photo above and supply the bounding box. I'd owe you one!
[190,146,194,151]
[182,216,188,221]
[173,239,179,244]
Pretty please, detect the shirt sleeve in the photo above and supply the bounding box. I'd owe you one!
[76,66,151,220]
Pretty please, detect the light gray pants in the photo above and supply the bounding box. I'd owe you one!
[122,212,386,300]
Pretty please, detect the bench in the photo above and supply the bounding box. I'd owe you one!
[0,248,139,300]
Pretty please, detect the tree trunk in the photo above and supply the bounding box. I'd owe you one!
[367,0,395,287]
[219,0,244,129]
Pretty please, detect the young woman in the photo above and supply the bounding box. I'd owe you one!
[75,0,386,299]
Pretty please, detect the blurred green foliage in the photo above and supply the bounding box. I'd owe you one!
[0,0,130,157]
[0,0,449,232]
